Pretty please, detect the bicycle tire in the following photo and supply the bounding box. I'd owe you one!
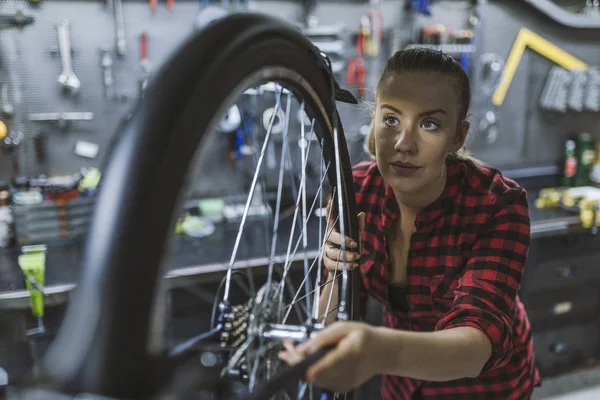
[35,12,361,399]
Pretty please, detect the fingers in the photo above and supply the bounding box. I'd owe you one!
[297,321,350,355]
[324,230,358,249]
[278,340,303,366]
[358,212,366,240]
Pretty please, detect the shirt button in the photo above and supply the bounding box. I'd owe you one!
[408,303,416,311]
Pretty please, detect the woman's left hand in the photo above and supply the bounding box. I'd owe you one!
[278,321,380,393]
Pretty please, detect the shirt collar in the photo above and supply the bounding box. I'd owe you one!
[380,159,461,230]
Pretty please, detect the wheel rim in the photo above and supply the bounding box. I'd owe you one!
[36,14,359,400]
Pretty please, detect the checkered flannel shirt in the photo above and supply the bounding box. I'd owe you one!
[327,157,541,399]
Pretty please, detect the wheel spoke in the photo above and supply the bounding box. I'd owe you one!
[223,88,284,302]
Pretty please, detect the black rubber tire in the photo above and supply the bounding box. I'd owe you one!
[37,12,360,400]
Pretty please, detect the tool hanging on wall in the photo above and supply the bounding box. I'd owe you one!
[55,18,81,96]
[367,0,384,43]
[477,53,504,145]
[301,0,318,27]
[113,0,127,56]
[1,120,24,174]
[347,57,366,99]
[150,0,174,10]
[100,48,115,99]
[139,31,152,97]
[1,85,14,119]
[356,14,377,58]
[28,112,94,130]
[540,66,600,113]
[406,0,435,16]
[0,10,35,28]
[492,28,588,107]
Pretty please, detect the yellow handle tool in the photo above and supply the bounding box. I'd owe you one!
[492,28,588,107]
[18,246,47,318]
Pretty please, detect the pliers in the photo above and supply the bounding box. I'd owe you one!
[347,57,366,98]
[149,0,174,10]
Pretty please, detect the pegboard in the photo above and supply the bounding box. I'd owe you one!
[0,0,390,197]
[0,0,208,182]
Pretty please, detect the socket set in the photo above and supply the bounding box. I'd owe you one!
[540,66,600,113]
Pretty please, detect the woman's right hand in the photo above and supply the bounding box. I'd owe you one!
[322,200,366,274]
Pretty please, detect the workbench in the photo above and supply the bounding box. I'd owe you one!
[0,190,584,310]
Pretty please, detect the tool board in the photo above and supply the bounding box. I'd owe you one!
[0,0,598,189]
[0,0,393,198]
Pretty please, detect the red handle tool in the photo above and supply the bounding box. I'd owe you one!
[346,58,366,98]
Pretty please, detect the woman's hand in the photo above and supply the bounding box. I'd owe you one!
[278,321,381,393]
[323,200,366,274]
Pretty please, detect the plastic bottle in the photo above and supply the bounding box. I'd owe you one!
[563,140,577,187]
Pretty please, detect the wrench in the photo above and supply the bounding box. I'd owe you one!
[114,0,127,56]
[56,18,81,95]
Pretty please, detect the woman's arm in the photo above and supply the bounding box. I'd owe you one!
[371,326,492,381]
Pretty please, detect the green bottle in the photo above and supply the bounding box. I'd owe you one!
[563,140,577,187]
[575,133,595,187]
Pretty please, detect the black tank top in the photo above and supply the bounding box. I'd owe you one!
[388,283,409,313]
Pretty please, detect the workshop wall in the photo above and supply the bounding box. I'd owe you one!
[1,1,598,190]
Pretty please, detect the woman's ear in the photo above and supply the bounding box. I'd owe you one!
[452,120,469,152]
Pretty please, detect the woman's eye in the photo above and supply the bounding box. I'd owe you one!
[384,116,399,127]
[421,121,439,131]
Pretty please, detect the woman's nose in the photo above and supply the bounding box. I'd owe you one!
[393,127,417,153]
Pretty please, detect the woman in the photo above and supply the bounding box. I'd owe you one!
[279,48,541,399]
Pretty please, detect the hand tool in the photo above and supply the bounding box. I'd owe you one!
[492,28,588,107]
[367,0,383,43]
[18,245,47,335]
[2,131,23,153]
[100,48,115,99]
[114,0,127,56]
[28,112,94,130]
[139,31,152,96]
[302,0,318,27]
[567,69,587,112]
[1,85,14,119]
[55,18,81,96]
[0,10,35,28]
[584,67,600,112]
[346,57,366,99]
[33,132,49,176]
[410,0,434,16]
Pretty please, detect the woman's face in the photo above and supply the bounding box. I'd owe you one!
[374,72,467,196]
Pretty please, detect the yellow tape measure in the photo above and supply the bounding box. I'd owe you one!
[492,28,588,107]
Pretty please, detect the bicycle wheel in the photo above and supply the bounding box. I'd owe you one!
[30,12,361,400]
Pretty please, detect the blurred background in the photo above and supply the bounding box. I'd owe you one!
[0,1,598,399]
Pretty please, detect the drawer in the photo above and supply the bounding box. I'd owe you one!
[525,284,600,332]
[527,254,600,293]
[534,233,600,263]
[533,323,600,378]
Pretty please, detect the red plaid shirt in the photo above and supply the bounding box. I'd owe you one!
[350,157,540,399]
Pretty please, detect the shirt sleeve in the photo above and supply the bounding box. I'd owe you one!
[434,188,531,373]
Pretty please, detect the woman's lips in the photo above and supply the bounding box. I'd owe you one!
[390,162,422,177]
